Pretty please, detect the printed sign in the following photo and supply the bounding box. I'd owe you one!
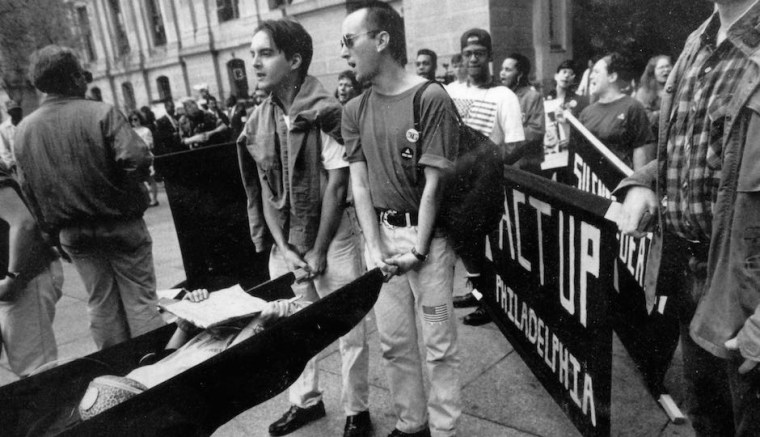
[542,98,569,170]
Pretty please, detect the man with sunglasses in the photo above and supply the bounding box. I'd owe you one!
[341,3,462,436]
[237,19,369,437]
[446,29,524,326]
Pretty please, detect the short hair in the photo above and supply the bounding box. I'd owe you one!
[254,19,313,81]
[507,53,531,88]
[349,1,407,66]
[602,52,635,84]
[417,49,437,68]
[337,69,362,93]
[28,45,83,94]
[556,59,576,74]
[451,54,463,64]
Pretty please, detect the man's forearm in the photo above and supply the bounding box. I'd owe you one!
[350,163,382,254]
[1,188,46,279]
[415,167,444,255]
[262,202,289,252]
[312,169,348,253]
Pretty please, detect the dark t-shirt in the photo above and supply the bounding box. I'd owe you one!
[342,82,459,213]
[579,95,653,167]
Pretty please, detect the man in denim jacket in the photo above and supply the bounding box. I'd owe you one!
[237,19,370,437]
[616,1,760,434]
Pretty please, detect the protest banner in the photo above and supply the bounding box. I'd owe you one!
[482,168,617,437]
[564,113,680,401]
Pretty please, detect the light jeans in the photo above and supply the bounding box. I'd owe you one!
[370,224,461,437]
[0,259,62,377]
[269,210,369,415]
[60,218,164,350]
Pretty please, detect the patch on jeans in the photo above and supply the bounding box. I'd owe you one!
[422,304,449,323]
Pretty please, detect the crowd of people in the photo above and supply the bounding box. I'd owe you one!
[1,0,759,436]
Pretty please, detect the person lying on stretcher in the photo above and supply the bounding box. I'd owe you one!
[78,290,307,420]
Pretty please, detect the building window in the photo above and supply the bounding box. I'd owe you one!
[227,59,249,99]
[217,0,240,22]
[122,82,136,110]
[108,0,130,56]
[548,0,566,51]
[145,0,166,46]
[157,76,172,102]
[76,6,97,62]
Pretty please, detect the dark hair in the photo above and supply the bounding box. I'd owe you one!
[128,109,146,126]
[226,95,238,107]
[337,70,362,92]
[88,86,103,101]
[254,19,313,81]
[507,53,531,88]
[417,49,437,68]
[29,45,83,94]
[139,106,156,124]
[451,54,463,64]
[349,1,407,66]
[602,52,635,84]
[556,59,576,74]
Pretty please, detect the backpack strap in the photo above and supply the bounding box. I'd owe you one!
[412,80,438,134]
[357,88,372,121]
[411,80,465,184]
[411,81,440,184]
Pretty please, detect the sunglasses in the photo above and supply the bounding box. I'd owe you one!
[462,50,488,59]
[340,30,379,49]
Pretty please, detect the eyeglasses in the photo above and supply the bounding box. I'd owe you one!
[340,30,379,49]
[462,50,488,59]
[130,118,140,122]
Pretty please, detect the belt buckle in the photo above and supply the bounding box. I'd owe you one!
[380,209,400,228]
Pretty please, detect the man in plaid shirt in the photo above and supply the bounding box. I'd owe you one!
[616,0,760,434]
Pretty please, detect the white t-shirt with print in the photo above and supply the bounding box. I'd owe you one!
[446,82,525,145]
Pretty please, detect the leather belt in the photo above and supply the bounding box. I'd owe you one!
[377,208,418,227]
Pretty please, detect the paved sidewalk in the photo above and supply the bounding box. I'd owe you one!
[0,187,696,436]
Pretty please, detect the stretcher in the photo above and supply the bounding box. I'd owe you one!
[0,268,383,436]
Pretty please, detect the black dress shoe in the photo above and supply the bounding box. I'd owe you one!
[269,401,326,436]
[387,427,431,437]
[344,410,372,437]
[453,292,478,308]
[463,306,491,326]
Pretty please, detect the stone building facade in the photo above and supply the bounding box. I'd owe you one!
[67,0,573,112]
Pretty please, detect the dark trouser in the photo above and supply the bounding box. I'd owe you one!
[60,218,164,349]
[665,235,760,436]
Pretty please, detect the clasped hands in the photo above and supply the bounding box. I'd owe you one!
[281,246,326,283]
[368,246,424,280]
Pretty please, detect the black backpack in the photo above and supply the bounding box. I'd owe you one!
[358,81,504,257]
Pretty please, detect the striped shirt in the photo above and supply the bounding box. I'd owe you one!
[664,14,755,242]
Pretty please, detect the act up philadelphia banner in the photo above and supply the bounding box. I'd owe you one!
[482,168,617,437]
